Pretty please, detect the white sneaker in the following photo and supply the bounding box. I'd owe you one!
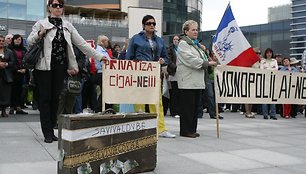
[174,115,180,118]
[159,131,176,138]
[240,112,244,115]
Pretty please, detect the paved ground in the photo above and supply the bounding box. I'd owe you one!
[1,108,306,174]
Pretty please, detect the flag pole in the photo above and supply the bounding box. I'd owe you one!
[214,66,220,138]
[215,93,220,139]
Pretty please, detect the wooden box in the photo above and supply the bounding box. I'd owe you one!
[58,113,157,174]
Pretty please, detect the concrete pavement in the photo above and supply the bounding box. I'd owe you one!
[1,109,306,174]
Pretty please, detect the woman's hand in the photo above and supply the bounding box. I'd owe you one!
[0,62,8,69]
[17,69,26,74]
[208,61,217,67]
[159,57,165,64]
[38,26,46,38]
[67,68,79,76]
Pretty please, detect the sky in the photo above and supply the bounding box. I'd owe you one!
[202,0,292,31]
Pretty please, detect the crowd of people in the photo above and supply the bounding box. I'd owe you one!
[1,0,305,144]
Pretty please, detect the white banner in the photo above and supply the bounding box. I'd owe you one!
[62,118,157,142]
[214,65,306,104]
[102,60,161,104]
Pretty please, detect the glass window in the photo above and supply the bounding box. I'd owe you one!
[0,1,8,18]
[272,33,283,41]
[8,0,26,20]
[27,0,45,21]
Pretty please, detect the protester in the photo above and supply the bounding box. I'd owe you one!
[176,20,216,138]
[27,0,106,143]
[260,48,278,120]
[4,34,13,46]
[0,35,16,117]
[203,49,223,119]
[244,47,261,118]
[279,57,299,119]
[167,35,180,118]
[126,15,175,138]
[112,43,121,59]
[8,34,29,115]
[95,35,112,112]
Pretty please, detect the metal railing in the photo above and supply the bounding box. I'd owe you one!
[63,15,128,28]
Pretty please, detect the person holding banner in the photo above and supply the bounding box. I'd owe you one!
[280,57,299,119]
[176,20,217,138]
[27,0,107,143]
[126,15,176,138]
[260,48,278,120]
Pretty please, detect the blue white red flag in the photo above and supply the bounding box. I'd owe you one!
[212,4,260,67]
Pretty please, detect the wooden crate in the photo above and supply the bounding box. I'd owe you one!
[58,113,157,174]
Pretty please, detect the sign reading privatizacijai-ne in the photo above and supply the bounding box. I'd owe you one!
[102,59,161,104]
[214,66,306,104]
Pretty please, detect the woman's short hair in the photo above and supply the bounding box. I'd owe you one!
[97,35,108,47]
[182,20,198,35]
[47,0,64,13]
[10,34,24,48]
[142,15,155,30]
[47,0,64,6]
[263,48,274,59]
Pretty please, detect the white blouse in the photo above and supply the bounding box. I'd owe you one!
[260,58,278,70]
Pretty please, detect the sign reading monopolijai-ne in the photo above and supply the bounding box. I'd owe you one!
[214,65,306,104]
[103,60,161,104]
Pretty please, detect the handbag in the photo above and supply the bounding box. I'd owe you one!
[23,39,44,69]
[167,62,177,76]
[66,76,81,95]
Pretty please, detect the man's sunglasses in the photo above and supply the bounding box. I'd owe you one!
[50,3,64,8]
[145,22,156,26]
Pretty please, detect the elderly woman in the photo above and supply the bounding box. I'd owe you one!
[27,0,105,143]
[176,20,216,138]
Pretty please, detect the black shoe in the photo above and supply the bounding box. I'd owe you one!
[16,110,28,115]
[194,133,200,137]
[264,116,269,119]
[52,135,58,141]
[270,116,277,120]
[44,138,53,143]
[291,115,296,118]
[210,115,223,119]
[180,133,197,138]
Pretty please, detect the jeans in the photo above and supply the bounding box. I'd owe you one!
[73,78,85,114]
[262,104,276,117]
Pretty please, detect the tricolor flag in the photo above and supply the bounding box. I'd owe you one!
[212,4,260,67]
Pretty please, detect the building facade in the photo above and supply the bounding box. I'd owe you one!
[66,0,203,35]
[268,4,291,23]
[163,0,202,35]
[291,0,306,59]
[0,0,46,36]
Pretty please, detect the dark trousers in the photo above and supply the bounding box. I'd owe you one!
[204,81,217,117]
[178,89,201,135]
[10,77,23,108]
[96,72,112,112]
[82,76,98,110]
[35,65,66,139]
[169,81,179,116]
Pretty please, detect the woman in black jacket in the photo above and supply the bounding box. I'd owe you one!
[0,35,16,117]
[8,34,28,115]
